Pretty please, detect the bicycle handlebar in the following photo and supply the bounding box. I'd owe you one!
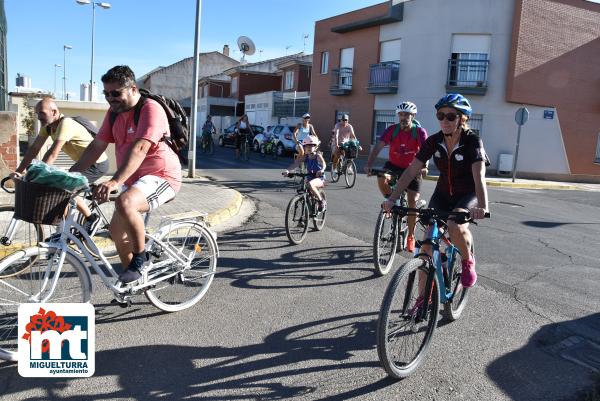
[1,177,14,193]
[368,168,400,179]
[391,205,490,224]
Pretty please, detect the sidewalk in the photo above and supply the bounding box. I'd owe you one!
[0,174,244,230]
[423,173,600,192]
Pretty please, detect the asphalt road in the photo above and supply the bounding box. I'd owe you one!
[1,145,598,400]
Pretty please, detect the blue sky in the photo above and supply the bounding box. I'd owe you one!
[6,0,382,97]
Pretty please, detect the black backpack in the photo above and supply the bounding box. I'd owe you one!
[109,88,189,160]
[69,116,99,137]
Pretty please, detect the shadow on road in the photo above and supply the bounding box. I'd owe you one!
[487,313,600,401]
[218,244,375,290]
[522,220,600,228]
[0,312,397,400]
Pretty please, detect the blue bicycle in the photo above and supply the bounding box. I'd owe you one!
[376,205,489,379]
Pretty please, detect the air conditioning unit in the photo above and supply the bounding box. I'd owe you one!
[497,154,513,176]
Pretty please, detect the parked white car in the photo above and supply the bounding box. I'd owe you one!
[253,124,297,157]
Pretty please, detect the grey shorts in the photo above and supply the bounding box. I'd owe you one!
[82,159,109,184]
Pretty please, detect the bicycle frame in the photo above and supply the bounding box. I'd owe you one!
[39,196,208,299]
[415,219,460,305]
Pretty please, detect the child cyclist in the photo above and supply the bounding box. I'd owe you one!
[282,135,327,211]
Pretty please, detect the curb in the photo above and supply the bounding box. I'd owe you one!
[204,190,244,227]
[422,175,581,191]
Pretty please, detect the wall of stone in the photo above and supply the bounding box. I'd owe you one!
[0,112,19,179]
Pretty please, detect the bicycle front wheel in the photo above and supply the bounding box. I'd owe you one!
[0,246,91,361]
[373,209,398,276]
[344,160,357,188]
[241,140,250,161]
[0,206,44,278]
[396,196,409,253]
[145,222,218,313]
[330,161,341,183]
[377,258,439,379]
[285,195,309,245]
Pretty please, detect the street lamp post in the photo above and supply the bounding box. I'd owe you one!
[76,0,111,101]
[63,45,72,100]
[53,64,62,97]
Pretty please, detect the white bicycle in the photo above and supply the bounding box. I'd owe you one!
[0,182,218,362]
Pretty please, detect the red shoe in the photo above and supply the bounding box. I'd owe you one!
[460,257,477,288]
[406,234,415,253]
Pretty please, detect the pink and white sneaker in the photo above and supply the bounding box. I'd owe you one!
[460,257,477,288]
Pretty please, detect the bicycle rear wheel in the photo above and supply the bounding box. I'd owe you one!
[441,247,469,322]
[285,195,309,245]
[0,246,91,361]
[373,209,398,276]
[145,222,218,312]
[377,258,439,379]
[344,160,357,188]
[312,191,327,231]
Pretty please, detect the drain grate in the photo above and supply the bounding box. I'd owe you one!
[544,336,600,372]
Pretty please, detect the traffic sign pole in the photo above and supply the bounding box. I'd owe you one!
[512,107,529,183]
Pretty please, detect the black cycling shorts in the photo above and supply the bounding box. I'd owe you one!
[428,190,477,212]
[383,161,421,192]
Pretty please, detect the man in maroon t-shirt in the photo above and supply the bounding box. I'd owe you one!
[71,65,181,284]
[365,101,427,252]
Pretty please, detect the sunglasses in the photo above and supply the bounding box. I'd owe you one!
[103,86,130,98]
[341,119,348,121]
[436,112,458,122]
[304,144,317,147]
[303,117,310,120]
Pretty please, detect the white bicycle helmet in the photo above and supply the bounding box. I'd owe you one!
[396,101,418,115]
[302,135,320,146]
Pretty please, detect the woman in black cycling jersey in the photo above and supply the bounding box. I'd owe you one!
[235,114,254,159]
[383,93,489,288]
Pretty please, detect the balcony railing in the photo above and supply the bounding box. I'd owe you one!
[367,62,399,94]
[446,59,489,95]
[330,67,353,96]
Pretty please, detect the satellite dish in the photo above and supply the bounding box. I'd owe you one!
[237,36,256,63]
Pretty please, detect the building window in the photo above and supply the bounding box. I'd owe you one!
[595,133,600,164]
[448,34,491,87]
[469,114,483,136]
[379,39,401,62]
[285,70,294,90]
[321,51,329,74]
[373,110,396,144]
[449,52,489,85]
[231,77,238,94]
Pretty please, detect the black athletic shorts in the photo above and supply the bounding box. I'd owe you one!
[383,161,421,192]
[428,190,477,212]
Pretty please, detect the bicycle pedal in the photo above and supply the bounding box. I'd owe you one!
[110,298,132,308]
